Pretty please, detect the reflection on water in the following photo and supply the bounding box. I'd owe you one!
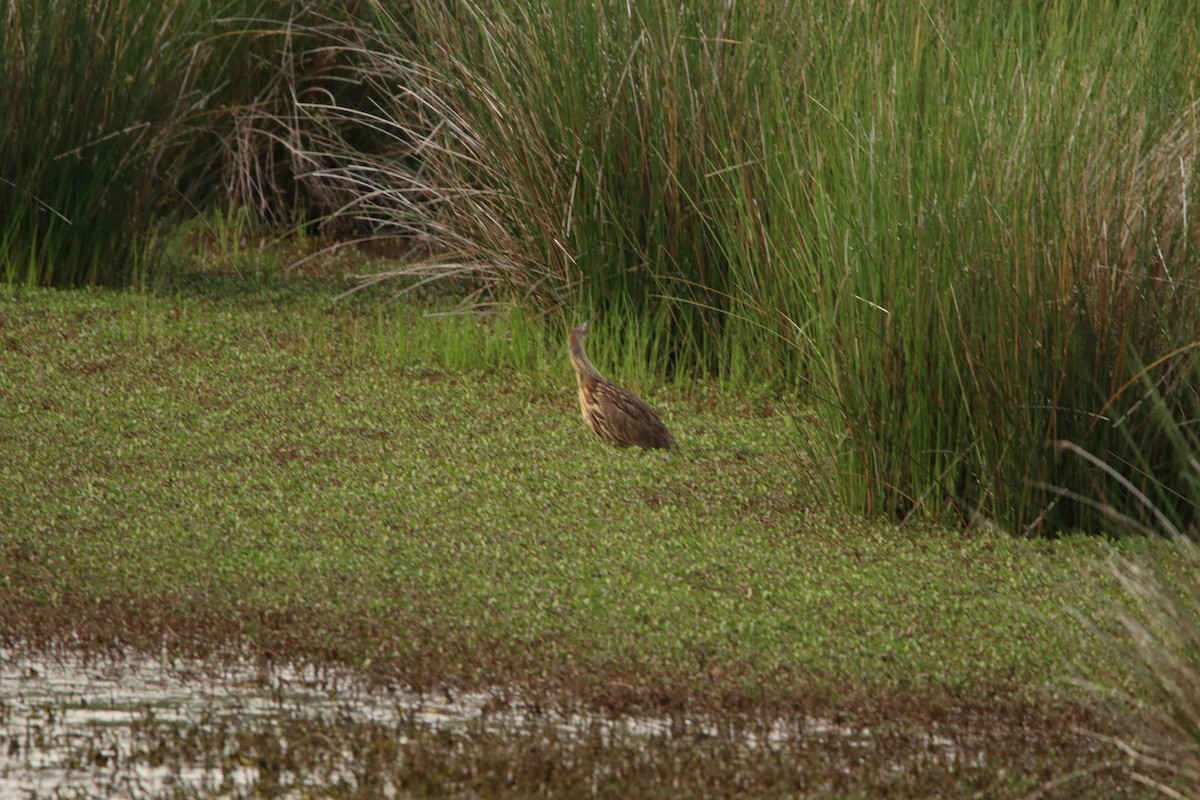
[0,647,962,797]
[0,649,486,797]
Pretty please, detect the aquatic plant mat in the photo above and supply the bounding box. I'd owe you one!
[0,275,1178,796]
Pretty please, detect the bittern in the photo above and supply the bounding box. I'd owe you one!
[568,314,678,451]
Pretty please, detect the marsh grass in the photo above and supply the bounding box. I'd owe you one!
[8,0,1200,534]
[0,1,385,287]
[1083,541,1200,799]
[294,0,786,378]
[668,1,1200,531]
[0,0,202,285]
[292,0,1200,534]
[773,3,1200,531]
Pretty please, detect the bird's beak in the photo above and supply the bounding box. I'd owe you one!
[583,310,600,330]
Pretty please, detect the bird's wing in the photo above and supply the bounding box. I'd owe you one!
[591,381,678,450]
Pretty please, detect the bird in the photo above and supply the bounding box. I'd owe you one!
[568,313,679,451]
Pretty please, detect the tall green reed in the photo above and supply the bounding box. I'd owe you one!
[1,0,199,285]
[264,0,1200,534]
[724,1,1200,531]
[1,0,382,286]
[312,0,808,379]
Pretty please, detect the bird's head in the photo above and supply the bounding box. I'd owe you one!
[568,311,603,380]
[569,311,600,350]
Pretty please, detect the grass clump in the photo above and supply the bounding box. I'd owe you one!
[0,0,200,286]
[786,3,1200,533]
[1083,541,1200,799]
[0,1,386,287]
[306,0,795,377]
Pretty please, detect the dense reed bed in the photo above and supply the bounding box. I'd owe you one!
[0,0,380,286]
[308,1,1200,534]
[6,1,1200,533]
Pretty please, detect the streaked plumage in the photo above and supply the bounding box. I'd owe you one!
[568,315,678,451]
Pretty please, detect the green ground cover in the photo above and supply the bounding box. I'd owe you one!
[0,271,1174,704]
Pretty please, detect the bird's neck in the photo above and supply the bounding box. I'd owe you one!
[570,338,605,383]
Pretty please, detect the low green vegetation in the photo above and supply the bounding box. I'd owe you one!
[0,273,1182,701]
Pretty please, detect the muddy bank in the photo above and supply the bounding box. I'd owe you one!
[1,647,1132,799]
[0,592,1139,799]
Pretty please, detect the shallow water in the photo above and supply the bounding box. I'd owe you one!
[1,649,486,797]
[0,647,969,798]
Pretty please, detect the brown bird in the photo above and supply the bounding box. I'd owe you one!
[568,313,678,451]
